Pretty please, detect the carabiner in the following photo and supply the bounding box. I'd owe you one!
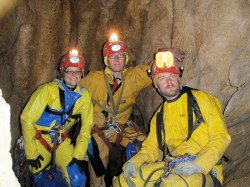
[111,122,121,133]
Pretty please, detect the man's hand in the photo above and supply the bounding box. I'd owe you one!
[27,155,44,170]
[124,162,136,187]
[171,161,202,175]
[158,47,185,63]
[169,48,185,63]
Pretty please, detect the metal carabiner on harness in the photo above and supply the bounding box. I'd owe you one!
[104,116,121,137]
[105,128,111,138]
[105,122,122,138]
[104,119,112,138]
[50,125,63,144]
[110,122,121,134]
[49,129,56,144]
[126,119,135,127]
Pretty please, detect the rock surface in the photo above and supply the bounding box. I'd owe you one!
[0,0,249,186]
[0,89,20,186]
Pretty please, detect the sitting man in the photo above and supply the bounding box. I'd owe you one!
[113,49,231,187]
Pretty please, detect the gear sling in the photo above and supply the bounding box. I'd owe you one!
[156,86,222,187]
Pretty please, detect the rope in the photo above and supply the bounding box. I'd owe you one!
[143,167,167,187]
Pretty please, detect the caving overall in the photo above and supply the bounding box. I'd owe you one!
[20,79,94,186]
[79,65,151,187]
[113,87,231,187]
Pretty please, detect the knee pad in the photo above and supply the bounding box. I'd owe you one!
[33,169,68,187]
[66,163,86,187]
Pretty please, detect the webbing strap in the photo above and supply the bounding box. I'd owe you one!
[156,87,205,153]
[92,125,113,150]
[186,89,194,141]
[44,102,76,117]
[95,101,130,116]
[115,133,123,146]
[68,117,82,145]
[186,88,204,140]
[102,77,120,118]
[35,129,69,152]
[59,88,65,124]
[35,130,52,152]
[202,173,206,187]
[209,171,222,187]
[103,72,125,116]
[59,88,65,110]
[156,104,165,152]
[44,88,78,124]
[202,172,222,187]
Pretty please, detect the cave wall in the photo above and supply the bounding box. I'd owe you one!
[0,0,250,186]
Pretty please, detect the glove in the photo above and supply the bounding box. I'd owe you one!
[123,162,136,187]
[27,155,44,170]
[68,157,86,173]
[171,161,202,176]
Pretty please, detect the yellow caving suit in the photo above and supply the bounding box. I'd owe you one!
[20,79,94,184]
[79,65,151,187]
[114,88,231,187]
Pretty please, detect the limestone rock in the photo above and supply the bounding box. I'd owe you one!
[0,0,250,186]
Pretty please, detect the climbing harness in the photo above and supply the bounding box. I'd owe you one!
[93,72,144,148]
[104,118,122,138]
[14,82,84,186]
[33,130,68,187]
[143,86,221,187]
[35,128,69,153]
[44,85,82,145]
[95,72,127,117]
[156,86,204,152]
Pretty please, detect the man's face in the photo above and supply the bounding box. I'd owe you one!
[107,52,126,73]
[156,72,180,99]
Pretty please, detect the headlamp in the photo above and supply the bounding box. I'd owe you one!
[155,51,174,68]
[69,49,80,64]
[69,49,78,57]
[109,33,118,42]
[108,33,122,52]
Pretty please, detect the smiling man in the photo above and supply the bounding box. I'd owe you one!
[80,34,185,187]
[20,50,93,186]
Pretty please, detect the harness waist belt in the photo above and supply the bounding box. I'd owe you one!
[35,129,69,152]
[92,125,113,150]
